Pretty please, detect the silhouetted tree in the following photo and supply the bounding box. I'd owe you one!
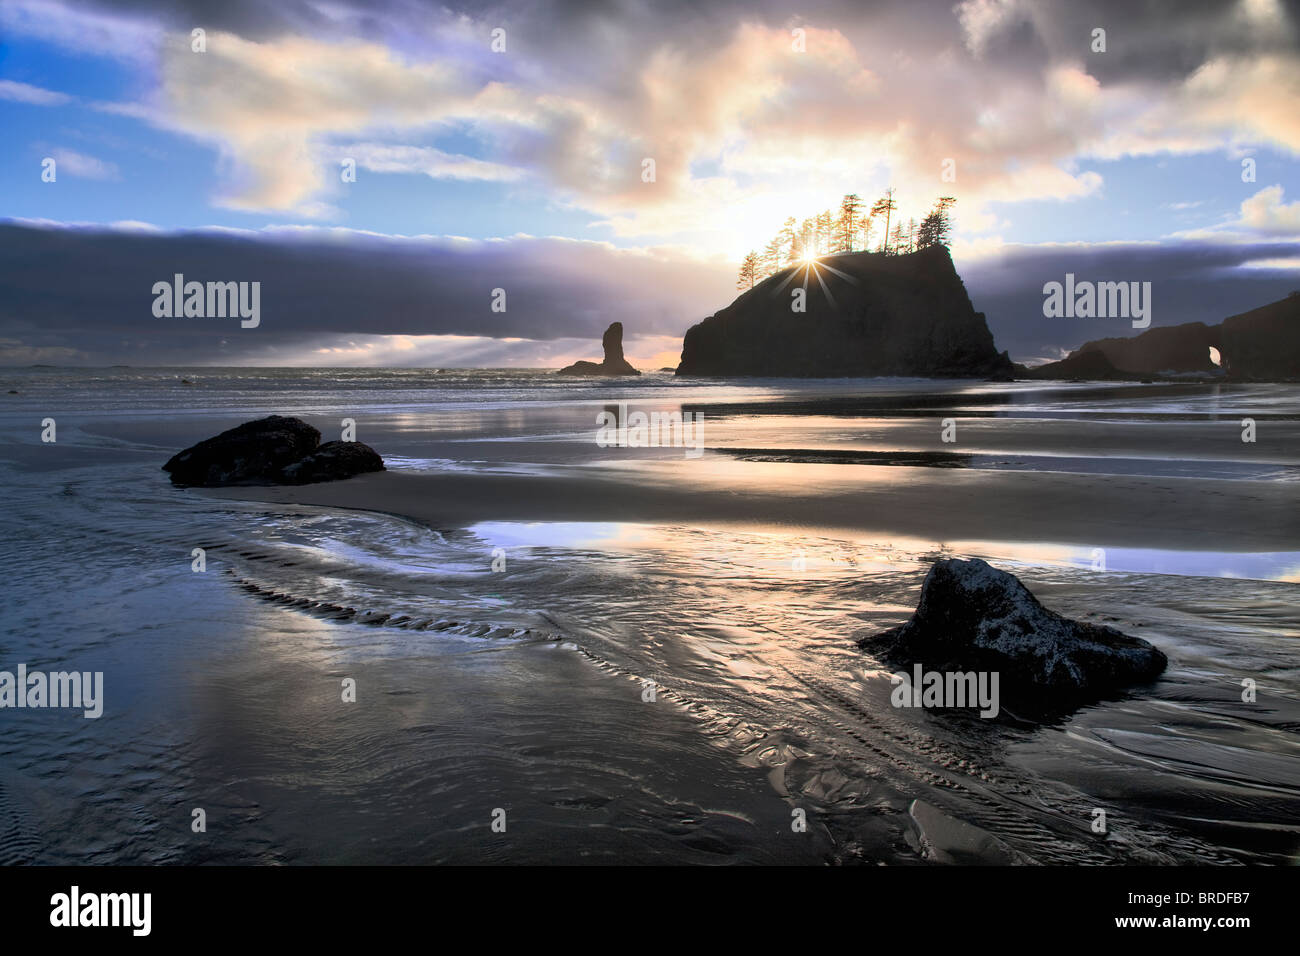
[861,211,876,254]
[871,187,897,254]
[746,191,958,274]
[811,210,830,255]
[934,196,955,247]
[737,251,759,289]
[916,196,955,251]
[778,217,797,264]
[916,212,939,250]
[793,217,815,260]
[836,193,863,252]
[760,237,783,278]
[890,221,908,255]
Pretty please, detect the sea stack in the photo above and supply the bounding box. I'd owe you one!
[676,246,1013,378]
[558,322,642,376]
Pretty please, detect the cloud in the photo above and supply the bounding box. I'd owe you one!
[0,337,85,364]
[1173,185,1300,241]
[155,30,483,212]
[0,0,162,61]
[1237,185,1300,236]
[956,0,1031,57]
[0,80,73,106]
[1181,53,1300,154]
[281,331,681,369]
[48,148,119,180]
[1237,256,1300,270]
[339,144,526,183]
[7,0,1296,259]
[2,0,1299,343]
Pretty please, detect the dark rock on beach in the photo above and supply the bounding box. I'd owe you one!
[279,440,385,484]
[163,415,320,486]
[859,558,1167,716]
[163,415,384,486]
[558,321,641,376]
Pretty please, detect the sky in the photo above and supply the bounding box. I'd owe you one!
[1,0,1299,367]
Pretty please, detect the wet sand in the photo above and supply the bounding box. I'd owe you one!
[207,459,1300,552]
[5,370,1298,865]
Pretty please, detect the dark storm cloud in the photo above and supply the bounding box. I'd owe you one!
[65,0,1281,71]
[56,0,337,39]
[0,220,733,363]
[1015,0,1298,85]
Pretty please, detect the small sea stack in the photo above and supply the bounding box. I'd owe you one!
[558,322,641,376]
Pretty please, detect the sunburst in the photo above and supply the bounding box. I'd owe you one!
[769,253,861,310]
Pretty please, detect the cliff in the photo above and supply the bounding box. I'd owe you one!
[676,246,1013,378]
[1076,322,1220,375]
[1219,293,1300,380]
[1026,292,1300,381]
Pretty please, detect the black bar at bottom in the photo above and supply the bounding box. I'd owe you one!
[0,864,1284,942]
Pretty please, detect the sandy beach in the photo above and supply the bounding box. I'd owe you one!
[207,460,1300,552]
[3,368,1298,866]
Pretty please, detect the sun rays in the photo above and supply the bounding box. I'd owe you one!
[769,253,861,311]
